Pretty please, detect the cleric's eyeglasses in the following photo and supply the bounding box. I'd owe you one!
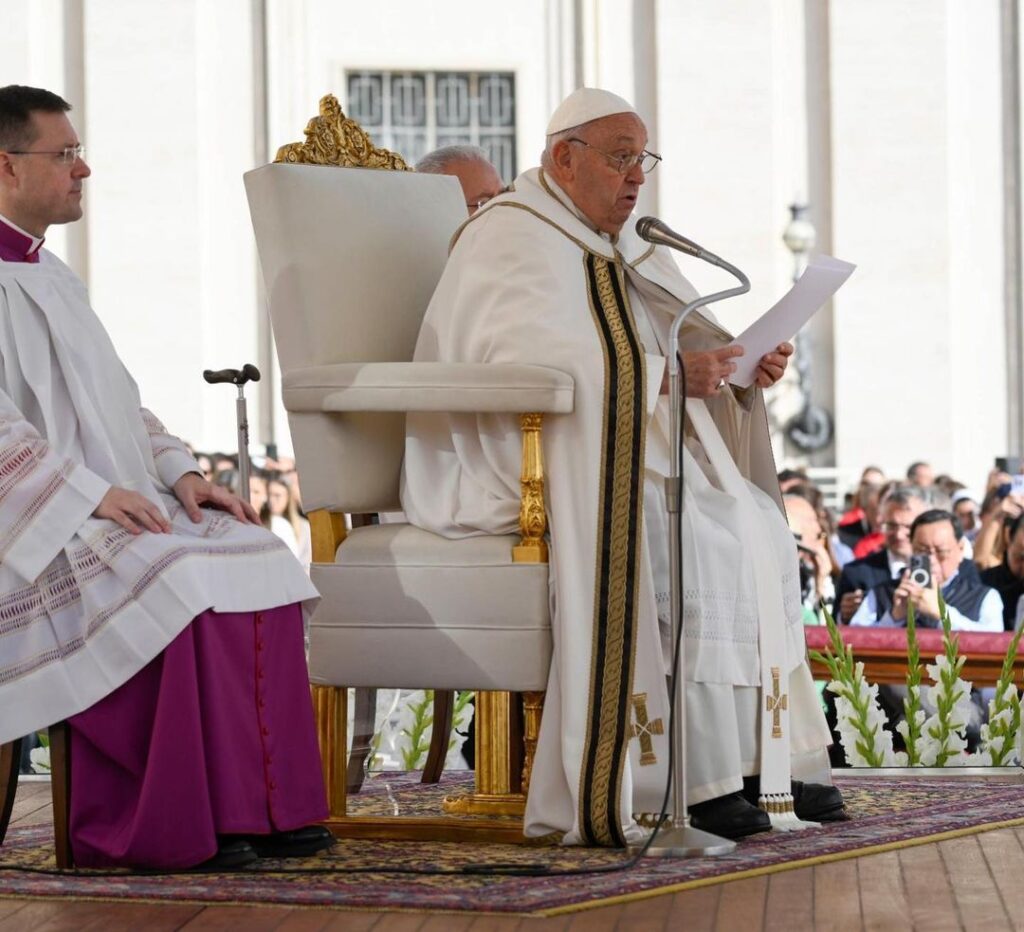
[567,138,661,174]
[466,185,511,212]
[6,144,86,164]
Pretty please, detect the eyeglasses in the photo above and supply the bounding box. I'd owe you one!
[912,546,956,561]
[882,521,914,533]
[6,144,85,164]
[466,185,511,212]
[567,138,662,174]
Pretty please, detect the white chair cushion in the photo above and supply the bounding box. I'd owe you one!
[308,523,551,691]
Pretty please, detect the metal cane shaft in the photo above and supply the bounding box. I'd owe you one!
[236,391,251,505]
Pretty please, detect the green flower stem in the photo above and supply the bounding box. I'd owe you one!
[927,604,966,767]
[400,689,434,770]
[809,608,886,767]
[986,625,1024,765]
[903,601,924,765]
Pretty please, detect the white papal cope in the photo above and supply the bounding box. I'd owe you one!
[402,168,830,845]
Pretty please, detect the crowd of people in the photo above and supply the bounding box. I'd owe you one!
[781,459,1024,632]
[190,449,312,571]
[782,458,1024,758]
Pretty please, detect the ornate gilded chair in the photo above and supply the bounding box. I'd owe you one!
[244,96,573,840]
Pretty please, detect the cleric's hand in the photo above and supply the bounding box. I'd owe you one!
[754,342,794,388]
[683,346,744,398]
[173,472,260,525]
[93,486,172,535]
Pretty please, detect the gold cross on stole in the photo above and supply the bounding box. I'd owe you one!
[766,667,788,738]
[630,693,664,766]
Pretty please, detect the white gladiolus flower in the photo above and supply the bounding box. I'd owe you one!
[29,746,50,774]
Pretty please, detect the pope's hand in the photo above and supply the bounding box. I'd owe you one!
[173,473,260,525]
[93,486,172,535]
[683,346,744,398]
[754,342,794,388]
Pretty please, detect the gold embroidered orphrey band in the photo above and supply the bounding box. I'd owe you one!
[577,252,648,847]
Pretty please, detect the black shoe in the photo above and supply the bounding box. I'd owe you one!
[689,792,772,839]
[244,825,335,858]
[791,780,848,822]
[194,839,258,870]
[742,776,848,822]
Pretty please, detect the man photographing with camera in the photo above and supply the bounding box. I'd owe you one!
[849,510,1002,631]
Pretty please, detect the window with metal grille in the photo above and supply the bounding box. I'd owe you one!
[345,71,516,181]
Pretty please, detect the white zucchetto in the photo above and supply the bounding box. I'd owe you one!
[545,87,640,136]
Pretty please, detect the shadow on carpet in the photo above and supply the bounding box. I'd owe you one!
[3,775,1024,916]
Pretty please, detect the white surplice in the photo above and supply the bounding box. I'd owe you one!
[401,168,830,845]
[0,249,318,745]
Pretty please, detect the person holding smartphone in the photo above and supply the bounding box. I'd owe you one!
[850,510,1002,630]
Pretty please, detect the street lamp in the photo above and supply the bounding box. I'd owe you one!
[782,203,833,453]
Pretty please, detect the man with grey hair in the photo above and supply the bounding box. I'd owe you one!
[835,484,928,622]
[403,87,839,845]
[415,145,504,215]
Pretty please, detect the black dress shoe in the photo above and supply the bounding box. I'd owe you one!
[689,792,772,839]
[742,776,848,822]
[791,780,848,822]
[194,839,258,870]
[244,825,335,858]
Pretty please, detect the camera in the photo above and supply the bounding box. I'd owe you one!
[908,553,931,588]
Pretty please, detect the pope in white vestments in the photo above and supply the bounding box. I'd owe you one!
[403,88,844,844]
[0,85,331,868]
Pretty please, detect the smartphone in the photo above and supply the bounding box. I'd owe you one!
[908,553,931,588]
[996,456,1024,474]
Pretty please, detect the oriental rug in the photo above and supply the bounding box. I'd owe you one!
[2,773,1024,917]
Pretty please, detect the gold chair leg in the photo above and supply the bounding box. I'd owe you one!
[312,684,348,819]
[442,690,525,816]
[521,691,545,797]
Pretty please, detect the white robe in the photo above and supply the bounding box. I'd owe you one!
[0,250,318,745]
[402,168,829,844]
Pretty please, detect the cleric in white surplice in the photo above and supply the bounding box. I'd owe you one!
[402,88,846,845]
[0,85,331,869]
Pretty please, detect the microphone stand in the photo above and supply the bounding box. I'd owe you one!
[630,257,750,858]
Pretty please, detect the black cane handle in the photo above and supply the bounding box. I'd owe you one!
[203,364,261,386]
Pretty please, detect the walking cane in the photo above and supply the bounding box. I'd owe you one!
[202,364,261,505]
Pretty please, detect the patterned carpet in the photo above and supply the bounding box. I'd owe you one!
[3,773,1024,916]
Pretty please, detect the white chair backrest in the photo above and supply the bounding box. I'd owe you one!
[245,164,464,368]
[244,164,465,513]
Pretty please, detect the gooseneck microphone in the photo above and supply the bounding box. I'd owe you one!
[635,216,731,271]
[625,215,752,859]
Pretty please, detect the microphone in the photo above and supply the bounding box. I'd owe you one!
[635,216,729,270]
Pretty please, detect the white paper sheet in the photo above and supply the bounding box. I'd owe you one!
[729,254,856,387]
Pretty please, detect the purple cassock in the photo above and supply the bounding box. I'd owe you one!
[69,603,328,868]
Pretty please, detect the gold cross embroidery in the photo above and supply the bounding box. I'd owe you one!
[630,693,664,766]
[766,667,788,738]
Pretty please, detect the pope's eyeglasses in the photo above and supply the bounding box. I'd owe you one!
[567,138,661,174]
[7,144,86,164]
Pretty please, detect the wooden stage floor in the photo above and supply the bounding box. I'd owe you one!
[2,782,1023,930]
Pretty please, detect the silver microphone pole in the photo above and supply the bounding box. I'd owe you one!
[629,217,750,858]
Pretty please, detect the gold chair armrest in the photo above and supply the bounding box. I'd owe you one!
[512,412,549,564]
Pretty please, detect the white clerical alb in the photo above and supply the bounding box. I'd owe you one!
[403,166,832,844]
[0,248,318,745]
